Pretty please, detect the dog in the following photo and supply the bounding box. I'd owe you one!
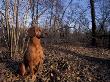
[19,25,44,79]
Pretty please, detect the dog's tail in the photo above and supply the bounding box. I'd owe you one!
[18,62,26,76]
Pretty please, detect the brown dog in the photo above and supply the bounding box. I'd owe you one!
[19,25,44,79]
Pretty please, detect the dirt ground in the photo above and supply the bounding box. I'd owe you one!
[0,43,110,82]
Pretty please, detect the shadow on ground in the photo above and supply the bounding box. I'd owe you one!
[0,51,19,76]
[46,45,110,67]
[44,44,110,82]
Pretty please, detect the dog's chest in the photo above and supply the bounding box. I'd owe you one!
[28,45,43,58]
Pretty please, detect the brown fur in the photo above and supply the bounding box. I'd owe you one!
[19,25,44,79]
[19,63,26,76]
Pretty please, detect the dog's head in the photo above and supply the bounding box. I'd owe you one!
[27,25,42,39]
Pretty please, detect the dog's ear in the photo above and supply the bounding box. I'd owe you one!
[27,27,35,37]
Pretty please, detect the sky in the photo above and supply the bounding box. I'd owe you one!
[0,0,91,27]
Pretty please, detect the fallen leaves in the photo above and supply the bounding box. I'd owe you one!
[0,44,110,82]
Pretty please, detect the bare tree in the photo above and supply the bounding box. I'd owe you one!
[5,0,11,49]
[90,0,97,46]
[96,0,110,32]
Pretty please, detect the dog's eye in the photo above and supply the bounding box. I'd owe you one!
[39,29,41,32]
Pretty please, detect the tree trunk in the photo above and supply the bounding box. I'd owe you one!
[15,0,19,51]
[90,0,96,46]
[36,0,39,25]
[31,0,35,25]
[5,0,10,49]
[108,31,110,49]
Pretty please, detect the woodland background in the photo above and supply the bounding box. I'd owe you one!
[0,0,110,82]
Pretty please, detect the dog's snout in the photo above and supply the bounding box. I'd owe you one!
[40,33,45,38]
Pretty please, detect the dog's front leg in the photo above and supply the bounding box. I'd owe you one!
[29,62,35,80]
[37,59,43,75]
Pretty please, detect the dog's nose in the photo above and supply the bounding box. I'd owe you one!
[40,34,45,38]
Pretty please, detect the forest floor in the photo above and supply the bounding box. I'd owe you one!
[0,43,110,82]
